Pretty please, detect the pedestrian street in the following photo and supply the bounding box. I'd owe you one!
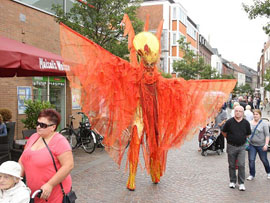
[71,133,270,203]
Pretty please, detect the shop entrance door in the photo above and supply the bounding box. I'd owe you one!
[49,77,65,130]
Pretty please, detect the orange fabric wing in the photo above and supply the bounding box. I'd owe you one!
[156,77,237,150]
[60,23,141,165]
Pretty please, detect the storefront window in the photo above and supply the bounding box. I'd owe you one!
[33,77,48,101]
[32,76,66,130]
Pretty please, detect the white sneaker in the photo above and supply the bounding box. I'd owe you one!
[239,184,246,191]
[267,174,270,179]
[246,175,254,181]
[229,182,236,189]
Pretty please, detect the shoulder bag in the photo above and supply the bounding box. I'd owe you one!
[42,138,77,203]
[245,119,262,151]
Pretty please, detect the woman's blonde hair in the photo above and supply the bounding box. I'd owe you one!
[252,109,262,116]
[0,114,3,123]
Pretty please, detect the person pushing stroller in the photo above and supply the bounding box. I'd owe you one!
[214,105,228,152]
[200,106,227,156]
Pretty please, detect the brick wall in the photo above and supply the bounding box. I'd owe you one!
[137,5,163,31]
[0,0,72,139]
[0,0,61,54]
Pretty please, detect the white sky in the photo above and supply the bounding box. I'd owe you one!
[178,0,269,70]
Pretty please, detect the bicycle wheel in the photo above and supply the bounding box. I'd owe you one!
[81,130,96,154]
[59,128,77,149]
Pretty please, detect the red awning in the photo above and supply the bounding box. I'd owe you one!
[0,36,67,77]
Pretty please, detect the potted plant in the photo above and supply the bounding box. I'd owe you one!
[21,100,54,138]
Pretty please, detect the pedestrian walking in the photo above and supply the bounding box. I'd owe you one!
[244,105,253,122]
[247,96,254,109]
[253,97,257,109]
[230,102,240,118]
[19,109,74,202]
[222,105,251,191]
[257,96,261,109]
[238,96,247,110]
[264,98,270,115]
[246,109,270,181]
[214,106,227,151]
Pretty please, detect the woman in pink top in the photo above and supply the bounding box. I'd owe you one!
[19,109,74,203]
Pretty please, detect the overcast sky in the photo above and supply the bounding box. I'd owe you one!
[178,0,269,70]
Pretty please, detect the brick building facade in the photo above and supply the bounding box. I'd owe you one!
[138,0,199,73]
[0,0,80,139]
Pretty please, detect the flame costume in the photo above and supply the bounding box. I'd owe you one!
[59,15,236,190]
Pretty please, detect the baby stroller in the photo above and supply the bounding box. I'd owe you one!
[200,127,223,156]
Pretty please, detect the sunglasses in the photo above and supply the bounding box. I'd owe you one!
[36,121,55,129]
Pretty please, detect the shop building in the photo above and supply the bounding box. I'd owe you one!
[138,0,199,73]
[0,0,81,139]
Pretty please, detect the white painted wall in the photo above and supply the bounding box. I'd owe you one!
[211,54,222,75]
[237,72,246,86]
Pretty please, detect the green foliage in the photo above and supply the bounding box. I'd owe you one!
[158,69,172,78]
[243,0,270,35]
[173,36,219,80]
[234,84,254,95]
[220,74,235,79]
[52,0,143,59]
[21,100,54,129]
[0,109,12,122]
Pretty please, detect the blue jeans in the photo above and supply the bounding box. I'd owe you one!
[248,144,270,177]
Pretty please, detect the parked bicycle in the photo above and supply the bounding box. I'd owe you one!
[83,114,104,149]
[59,112,99,153]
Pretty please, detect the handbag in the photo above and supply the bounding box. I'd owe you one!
[42,138,77,203]
[245,119,262,151]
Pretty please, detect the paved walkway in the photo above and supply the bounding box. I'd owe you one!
[71,134,270,203]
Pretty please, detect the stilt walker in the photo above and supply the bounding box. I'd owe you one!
[59,14,237,191]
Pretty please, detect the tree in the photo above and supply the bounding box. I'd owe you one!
[173,36,219,80]
[159,70,172,78]
[237,84,253,95]
[220,74,235,79]
[52,0,143,59]
[242,0,270,35]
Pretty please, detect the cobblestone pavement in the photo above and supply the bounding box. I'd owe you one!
[71,134,270,203]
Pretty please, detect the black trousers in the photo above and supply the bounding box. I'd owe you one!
[216,134,224,149]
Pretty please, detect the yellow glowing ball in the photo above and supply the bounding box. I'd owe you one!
[133,32,159,64]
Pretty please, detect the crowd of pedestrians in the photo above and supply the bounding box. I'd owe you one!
[199,94,270,192]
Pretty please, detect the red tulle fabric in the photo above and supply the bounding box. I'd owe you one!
[60,22,236,175]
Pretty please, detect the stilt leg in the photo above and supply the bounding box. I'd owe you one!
[150,156,161,184]
[126,126,140,191]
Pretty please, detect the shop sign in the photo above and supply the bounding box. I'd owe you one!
[33,76,48,86]
[49,77,65,86]
[32,77,65,86]
[39,58,70,71]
